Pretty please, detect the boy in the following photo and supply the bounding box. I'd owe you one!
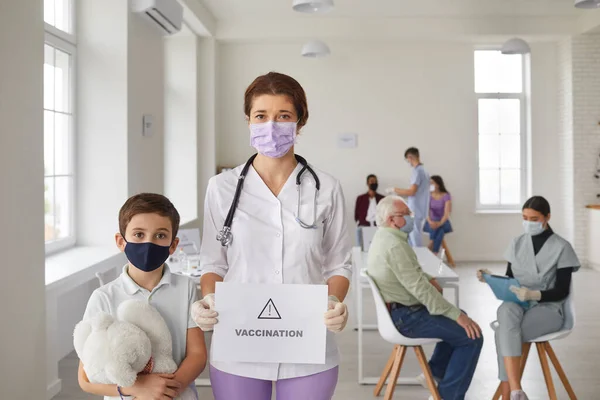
[78,193,206,399]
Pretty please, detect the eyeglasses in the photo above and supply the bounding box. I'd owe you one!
[391,212,413,219]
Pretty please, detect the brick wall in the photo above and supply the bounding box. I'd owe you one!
[559,33,600,266]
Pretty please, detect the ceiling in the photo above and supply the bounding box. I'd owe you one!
[200,0,583,20]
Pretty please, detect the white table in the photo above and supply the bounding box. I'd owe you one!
[354,246,459,385]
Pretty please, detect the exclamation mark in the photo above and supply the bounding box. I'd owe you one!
[268,304,272,316]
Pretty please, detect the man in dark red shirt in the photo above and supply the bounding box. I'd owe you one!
[355,174,384,227]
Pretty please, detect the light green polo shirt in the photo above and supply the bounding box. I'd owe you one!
[367,227,461,321]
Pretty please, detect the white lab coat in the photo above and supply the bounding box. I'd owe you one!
[200,160,352,381]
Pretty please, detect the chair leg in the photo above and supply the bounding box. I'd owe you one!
[441,240,456,267]
[544,342,577,400]
[492,384,503,400]
[492,342,532,400]
[383,346,406,400]
[414,346,442,400]
[536,342,558,400]
[374,345,398,397]
[519,342,532,376]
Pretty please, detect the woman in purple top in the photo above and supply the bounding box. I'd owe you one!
[424,175,453,254]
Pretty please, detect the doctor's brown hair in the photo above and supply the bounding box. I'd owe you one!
[244,72,309,130]
[118,193,180,240]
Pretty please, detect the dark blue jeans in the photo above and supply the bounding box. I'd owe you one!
[390,306,483,400]
[424,220,453,253]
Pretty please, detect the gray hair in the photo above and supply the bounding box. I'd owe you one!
[375,196,411,227]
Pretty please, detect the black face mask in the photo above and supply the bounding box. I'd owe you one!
[369,183,379,192]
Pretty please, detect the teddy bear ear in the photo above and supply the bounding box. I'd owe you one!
[73,320,92,358]
[90,312,115,331]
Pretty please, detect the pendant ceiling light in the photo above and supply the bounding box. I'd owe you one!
[293,0,334,14]
[574,0,600,9]
[501,38,531,55]
[301,40,331,58]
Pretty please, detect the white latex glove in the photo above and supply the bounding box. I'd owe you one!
[476,268,492,283]
[510,286,541,302]
[191,293,218,331]
[384,187,396,195]
[324,295,348,333]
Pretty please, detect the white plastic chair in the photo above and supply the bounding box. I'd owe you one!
[362,270,442,400]
[360,226,378,252]
[490,286,576,400]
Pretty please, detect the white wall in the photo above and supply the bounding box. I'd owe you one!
[571,34,600,264]
[128,13,166,196]
[0,1,47,399]
[165,31,199,223]
[215,40,561,261]
[77,0,129,247]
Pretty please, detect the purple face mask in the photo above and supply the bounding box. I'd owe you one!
[249,121,297,158]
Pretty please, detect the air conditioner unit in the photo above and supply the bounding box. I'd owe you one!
[131,0,183,35]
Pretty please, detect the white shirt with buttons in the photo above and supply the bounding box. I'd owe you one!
[83,265,199,400]
[200,160,353,381]
[366,196,377,226]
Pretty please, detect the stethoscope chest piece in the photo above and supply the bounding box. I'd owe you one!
[216,226,233,247]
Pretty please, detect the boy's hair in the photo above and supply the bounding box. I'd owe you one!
[404,147,420,159]
[119,193,180,240]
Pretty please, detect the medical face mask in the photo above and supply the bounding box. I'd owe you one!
[398,215,414,234]
[250,121,297,158]
[124,241,171,272]
[430,184,435,192]
[369,183,379,191]
[523,220,545,236]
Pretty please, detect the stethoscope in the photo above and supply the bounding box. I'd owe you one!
[216,153,321,247]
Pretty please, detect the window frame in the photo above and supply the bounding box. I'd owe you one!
[44,10,77,255]
[474,49,529,213]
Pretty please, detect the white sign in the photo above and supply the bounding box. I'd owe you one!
[337,133,358,149]
[177,228,201,255]
[212,283,328,364]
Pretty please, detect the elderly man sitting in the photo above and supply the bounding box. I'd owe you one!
[367,196,483,400]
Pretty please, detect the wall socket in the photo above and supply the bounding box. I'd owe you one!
[142,114,154,137]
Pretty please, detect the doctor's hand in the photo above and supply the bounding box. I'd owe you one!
[324,295,348,333]
[384,187,396,195]
[476,269,492,283]
[457,313,482,340]
[510,286,542,302]
[191,293,218,332]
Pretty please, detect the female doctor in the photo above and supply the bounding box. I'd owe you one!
[477,196,579,400]
[191,72,352,400]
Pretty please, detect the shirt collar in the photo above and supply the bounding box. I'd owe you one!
[120,264,173,295]
[381,227,409,241]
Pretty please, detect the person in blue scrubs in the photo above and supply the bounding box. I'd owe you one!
[387,147,430,246]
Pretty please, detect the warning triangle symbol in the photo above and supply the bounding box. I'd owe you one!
[258,298,282,320]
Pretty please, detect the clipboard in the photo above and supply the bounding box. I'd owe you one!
[483,274,530,308]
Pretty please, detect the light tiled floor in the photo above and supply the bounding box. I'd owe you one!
[55,263,600,399]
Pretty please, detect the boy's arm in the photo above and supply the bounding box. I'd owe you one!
[175,278,208,389]
[78,361,125,397]
[79,361,180,398]
[173,327,207,390]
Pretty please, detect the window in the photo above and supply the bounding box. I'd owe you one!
[475,50,528,211]
[44,0,76,253]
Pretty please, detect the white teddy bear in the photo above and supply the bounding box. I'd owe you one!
[74,299,196,399]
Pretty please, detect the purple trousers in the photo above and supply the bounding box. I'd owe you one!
[209,365,339,400]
